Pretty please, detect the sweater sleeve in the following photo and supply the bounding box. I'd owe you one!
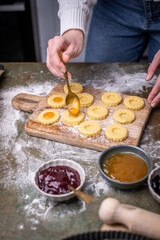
[57,0,97,35]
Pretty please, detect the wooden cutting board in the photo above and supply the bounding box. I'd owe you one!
[12,83,152,151]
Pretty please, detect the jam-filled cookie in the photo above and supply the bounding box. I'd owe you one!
[47,94,66,108]
[38,109,60,125]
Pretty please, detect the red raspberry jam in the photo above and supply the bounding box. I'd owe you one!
[37,165,81,195]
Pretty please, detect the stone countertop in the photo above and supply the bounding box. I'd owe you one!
[0,62,160,240]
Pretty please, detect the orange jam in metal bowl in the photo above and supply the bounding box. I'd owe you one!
[102,152,148,183]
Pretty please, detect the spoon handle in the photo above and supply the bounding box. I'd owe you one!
[64,71,71,93]
[69,185,94,204]
[58,51,71,93]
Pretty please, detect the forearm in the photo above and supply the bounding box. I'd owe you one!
[57,0,97,35]
[47,0,96,78]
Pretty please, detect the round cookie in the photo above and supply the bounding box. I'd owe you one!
[124,96,144,110]
[78,120,101,137]
[47,94,66,108]
[38,109,60,125]
[63,110,85,125]
[105,123,128,142]
[64,82,83,94]
[87,105,108,120]
[77,93,94,107]
[102,92,122,106]
[113,109,135,124]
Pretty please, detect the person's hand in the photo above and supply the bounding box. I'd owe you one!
[146,50,160,108]
[46,29,84,79]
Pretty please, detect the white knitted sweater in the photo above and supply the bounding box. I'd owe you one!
[58,0,160,35]
[58,0,97,35]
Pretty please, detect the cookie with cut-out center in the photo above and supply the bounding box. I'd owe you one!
[64,82,83,94]
[124,96,144,110]
[105,123,128,142]
[87,105,108,120]
[78,120,101,137]
[63,110,85,125]
[78,93,94,107]
[113,109,135,124]
[101,92,122,106]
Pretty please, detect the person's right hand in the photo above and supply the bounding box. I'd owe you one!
[46,29,84,79]
[146,50,160,107]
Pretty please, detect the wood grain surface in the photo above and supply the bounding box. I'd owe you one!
[12,83,152,151]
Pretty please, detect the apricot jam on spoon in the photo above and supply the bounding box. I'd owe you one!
[59,51,80,116]
[64,71,80,116]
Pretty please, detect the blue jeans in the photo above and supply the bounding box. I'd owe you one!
[85,0,160,62]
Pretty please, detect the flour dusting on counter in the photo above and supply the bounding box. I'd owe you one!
[0,82,110,227]
[82,64,155,95]
[1,65,160,231]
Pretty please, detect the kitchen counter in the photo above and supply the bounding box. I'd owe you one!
[0,62,160,240]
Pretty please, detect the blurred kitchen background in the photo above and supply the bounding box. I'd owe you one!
[0,0,90,62]
[0,0,147,63]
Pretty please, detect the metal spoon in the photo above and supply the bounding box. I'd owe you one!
[59,51,80,116]
[68,185,94,204]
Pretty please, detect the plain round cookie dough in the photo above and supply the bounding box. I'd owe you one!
[87,105,108,120]
[113,109,135,124]
[124,96,144,110]
[47,94,66,108]
[38,109,60,125]
[101,92,122,106]
[78,120,101,137]
[105,123,128,142]
[77,93,94,107]
[63,110,85,125]
[64,82,83,94]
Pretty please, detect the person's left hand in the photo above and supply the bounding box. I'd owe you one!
[146,50,160,108]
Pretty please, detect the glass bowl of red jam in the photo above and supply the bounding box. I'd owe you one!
[34,159,85,201]
[148,166,160,204]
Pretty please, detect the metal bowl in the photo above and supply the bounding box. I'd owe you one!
[148,166,160,204]
[34,159,85,201]
[98,145,153,189]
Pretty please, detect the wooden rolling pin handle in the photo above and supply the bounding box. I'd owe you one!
[99,198,160,239]
[12,93,43,113]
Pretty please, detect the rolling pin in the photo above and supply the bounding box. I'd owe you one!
[99,198,160,239]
